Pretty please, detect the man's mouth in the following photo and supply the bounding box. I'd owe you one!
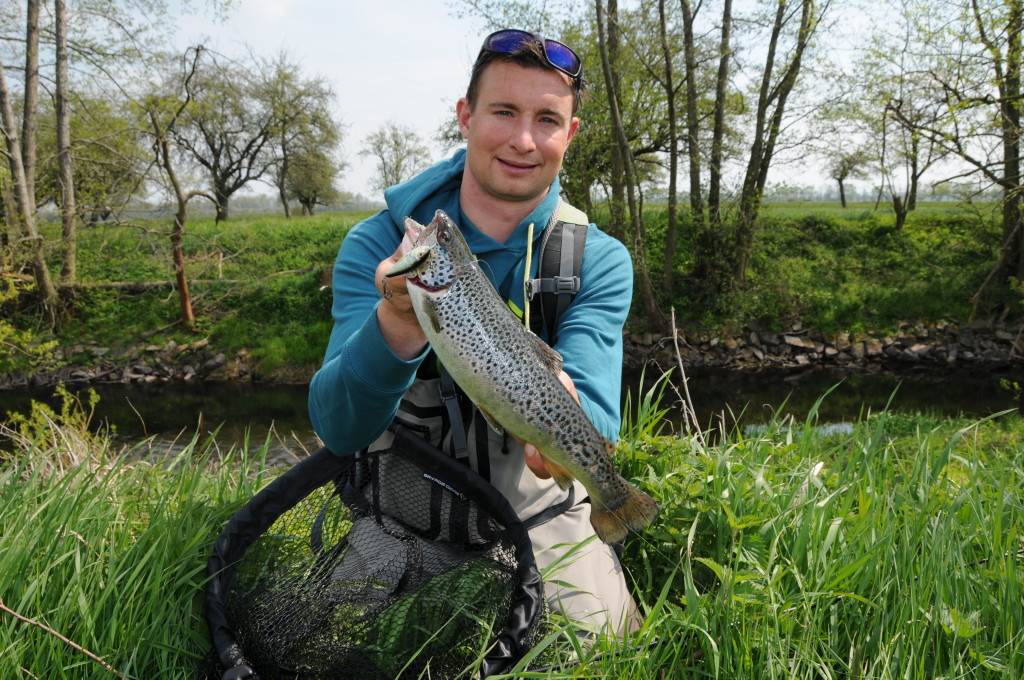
[498,158,538,172]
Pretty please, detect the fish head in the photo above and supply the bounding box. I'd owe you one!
[386,210,472,294]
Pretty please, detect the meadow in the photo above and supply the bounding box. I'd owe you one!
[1,386,1021,679]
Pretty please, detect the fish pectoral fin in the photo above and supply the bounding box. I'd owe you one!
[527,330,564,376]
[477,406,505,435]
[423,303,441,334]
[544,457,575,491]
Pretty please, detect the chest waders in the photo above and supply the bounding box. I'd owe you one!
[378,198,590,535]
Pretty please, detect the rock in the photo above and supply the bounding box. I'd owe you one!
[909,343,931,357]
[784,335,816,349]
[864,339,884,356]
[203,353,227,371]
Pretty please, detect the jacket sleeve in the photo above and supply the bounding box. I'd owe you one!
[553,228,633,442]
[308,213,428,455]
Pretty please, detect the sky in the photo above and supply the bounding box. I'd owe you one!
[172,0,489,198]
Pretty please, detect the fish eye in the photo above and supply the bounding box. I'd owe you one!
[439,229,451,243]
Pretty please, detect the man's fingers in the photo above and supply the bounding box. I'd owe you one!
[523,443,552,479]
[557,370,580,403]
[375,247,410,301]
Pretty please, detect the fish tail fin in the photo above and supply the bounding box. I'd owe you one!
[590,483,660,545]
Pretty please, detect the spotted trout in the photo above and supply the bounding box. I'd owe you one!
[386,209,659,544]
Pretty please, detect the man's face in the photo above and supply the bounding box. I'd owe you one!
[456,61,579,207]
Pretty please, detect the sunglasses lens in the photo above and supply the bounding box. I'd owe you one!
[486,29,534,53]
[544,40,581,76]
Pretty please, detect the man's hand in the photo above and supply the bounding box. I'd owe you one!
[522,370,580,479]
[375,240,428,360]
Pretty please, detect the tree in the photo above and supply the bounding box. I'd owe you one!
[825,146,869,208]
[22,0,40,216]
[676,0,828,293]
[360,121,431,196]
[0,2,58,317]
[260,52,344,218]
[142,47,217,329]
[848,1,946,228]
[55,0,77,283]
[732,0,831,282]
[656,0,681,290]
[880,0,1024,302]
[286,148,342,215]
[173,48,276,222]
[596,0,665,331]
[36,96,149,225]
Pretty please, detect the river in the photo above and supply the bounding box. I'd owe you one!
[0,366,1019,465]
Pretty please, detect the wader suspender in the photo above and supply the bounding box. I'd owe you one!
[525,200,589,346]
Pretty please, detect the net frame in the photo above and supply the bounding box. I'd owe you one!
[205,425,545,679]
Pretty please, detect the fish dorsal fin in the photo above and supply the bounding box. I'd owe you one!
[528,330,564,377]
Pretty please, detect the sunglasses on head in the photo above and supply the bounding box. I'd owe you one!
[478,29,583,85]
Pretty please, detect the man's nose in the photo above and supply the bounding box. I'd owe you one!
[509,121,537,152]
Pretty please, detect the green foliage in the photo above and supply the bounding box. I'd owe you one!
[0,276,60,374]
[609,401,1024,679]
[0,394,272,680]
[654,202,1006,332]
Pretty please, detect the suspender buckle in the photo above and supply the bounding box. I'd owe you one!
[524,275,580,300]
[553,275,580,294]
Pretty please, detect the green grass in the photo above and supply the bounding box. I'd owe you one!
[24,211,369,373]
[0,400,275,679]
[2,389,1021,679]
[4,201,1017,378]
[630,200,1007,332]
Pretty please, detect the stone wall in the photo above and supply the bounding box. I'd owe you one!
[625,319,1024,374]
[3,318,1021,390]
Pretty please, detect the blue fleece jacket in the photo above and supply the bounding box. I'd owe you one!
[308,149,633,455]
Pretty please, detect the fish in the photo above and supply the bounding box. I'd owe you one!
[386,209,659,544]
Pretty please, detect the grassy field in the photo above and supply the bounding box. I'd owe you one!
[1,388,1021,678]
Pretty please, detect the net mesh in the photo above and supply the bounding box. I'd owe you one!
[222,447,533,679]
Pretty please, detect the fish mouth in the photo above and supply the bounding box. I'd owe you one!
[408,276,447,294]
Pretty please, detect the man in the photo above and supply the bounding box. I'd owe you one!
[308,29,637,634]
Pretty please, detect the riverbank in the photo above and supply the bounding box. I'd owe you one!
[3,317,1020,391]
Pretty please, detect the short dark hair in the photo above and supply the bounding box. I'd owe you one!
[465,39,585,115]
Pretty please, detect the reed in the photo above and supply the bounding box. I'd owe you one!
[2,390,1021,679]
[0,396,273,679]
